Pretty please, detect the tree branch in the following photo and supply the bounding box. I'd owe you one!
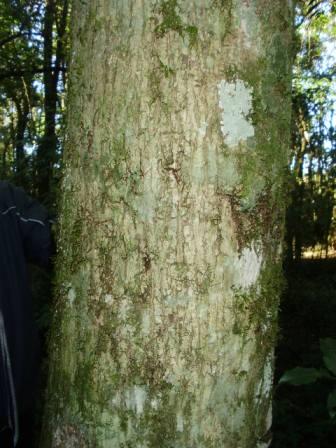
[0,32,26,48]
[0,66,67,81]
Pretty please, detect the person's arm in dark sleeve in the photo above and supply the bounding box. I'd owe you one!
[10,185,52,267]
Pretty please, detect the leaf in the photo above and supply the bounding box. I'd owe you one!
[327,389,336,419]
[320,338,336,376]
[279,367,320,386]
[319,368,335,380]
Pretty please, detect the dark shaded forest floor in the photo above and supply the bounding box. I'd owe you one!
[271,259,336,447]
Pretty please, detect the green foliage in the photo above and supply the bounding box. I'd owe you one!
[0,3,70,444]
[321,338,336,375]
[272,260,336,446]
[327,389,336,419]
[279,337,336,421]
[0,0,70,206]
[279,366,325,385]
[286,0,336,260]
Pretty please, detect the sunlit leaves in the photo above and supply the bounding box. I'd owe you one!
[287,0,335,259]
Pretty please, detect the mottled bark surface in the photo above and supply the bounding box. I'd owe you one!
[42,1,293,447]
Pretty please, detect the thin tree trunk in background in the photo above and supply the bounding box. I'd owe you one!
[42,1,293,447]
[36,0,69,203]
[0,141,10,178]
[293,127,306,261]
[54,0,68,81]
[36,0,55,201]
[13,95,29,185]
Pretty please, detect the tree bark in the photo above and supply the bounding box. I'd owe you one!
[42,1,293,447]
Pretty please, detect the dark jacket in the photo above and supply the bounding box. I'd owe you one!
[0,181,51,444]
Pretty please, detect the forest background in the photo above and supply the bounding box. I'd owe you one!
[0,0,335,446]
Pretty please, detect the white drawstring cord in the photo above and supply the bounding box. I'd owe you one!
[0,310,19,447]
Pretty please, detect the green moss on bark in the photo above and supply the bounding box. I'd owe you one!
[153,0,198,45]
[42,1,294,447]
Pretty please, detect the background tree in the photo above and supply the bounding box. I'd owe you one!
[0,6,70,442]
[0,0,69,207]
[271,4,336,446]
[0,0,41,190]
[35,0,69,204]
[286,0,336,260]
[42,1,293,447]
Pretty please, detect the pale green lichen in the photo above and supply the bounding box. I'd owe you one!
[217,79,255,147]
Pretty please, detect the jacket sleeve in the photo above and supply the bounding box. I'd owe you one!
[10,185,52,267]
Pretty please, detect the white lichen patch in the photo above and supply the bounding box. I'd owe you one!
[176,413,184,432]
[52,424,86,448]
[235,2,264,58]
[255,354,273,407]
[67,288,76,306]
[118,300,131,321]
[125,386,148,415]
[104,294,113,305]
[217,80,254,147]
[233,245,263,289]
[141,310,151,336]
[198,121,208,138]
[239,14,259,52]
[150,398,159,410]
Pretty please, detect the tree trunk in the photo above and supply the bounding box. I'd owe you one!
[36,0,69,203]
[13,94,29,185]
[42,1,293,447]
[36,0,56,201]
